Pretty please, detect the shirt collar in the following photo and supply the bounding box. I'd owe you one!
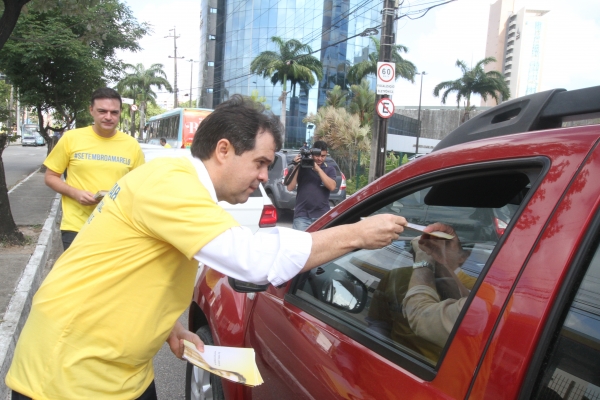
[187,155,218,203]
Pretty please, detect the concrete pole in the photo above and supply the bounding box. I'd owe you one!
[415,71,426,154]
[368,0,396,183]
[166,27,184,108]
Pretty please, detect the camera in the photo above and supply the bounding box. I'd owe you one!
[300,147,322,168]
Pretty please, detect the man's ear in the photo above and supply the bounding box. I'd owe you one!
[213,138,233,164]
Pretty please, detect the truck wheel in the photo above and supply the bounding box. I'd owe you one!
[185,326,225,400]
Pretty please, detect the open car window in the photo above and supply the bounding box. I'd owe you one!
[291,164,542,371]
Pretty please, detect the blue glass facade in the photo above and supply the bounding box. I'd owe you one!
[205,0,381,148]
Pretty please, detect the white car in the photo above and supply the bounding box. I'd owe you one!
[140,144,277,233]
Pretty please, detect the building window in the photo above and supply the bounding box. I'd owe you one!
[209,35,216,40]
[207,61,214,67]
[209,7,217,13]
[504,72,511,77]
[206,88,214,93]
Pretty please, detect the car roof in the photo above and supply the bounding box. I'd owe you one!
[434,85,600,151]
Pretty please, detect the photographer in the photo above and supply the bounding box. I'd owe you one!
[286,140,337,231]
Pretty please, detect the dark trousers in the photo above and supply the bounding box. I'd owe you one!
[12,380,158,400]
[61,230,78,251]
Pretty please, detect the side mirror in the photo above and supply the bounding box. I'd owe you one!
[228,277,269,293]
[308,266,368,314]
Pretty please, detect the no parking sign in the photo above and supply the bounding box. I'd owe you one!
[376,98,395,119]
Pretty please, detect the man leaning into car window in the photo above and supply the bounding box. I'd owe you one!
[286,140,337,231]
[6,95,408,400]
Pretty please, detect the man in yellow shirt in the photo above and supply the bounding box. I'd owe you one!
[6,95,407,400]
[43,88,145,250]
[160,137,172,148]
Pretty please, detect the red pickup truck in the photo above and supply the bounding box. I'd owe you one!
[186,86,600,400]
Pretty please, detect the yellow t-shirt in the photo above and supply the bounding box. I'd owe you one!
[163,143,172,148]
[43,126,145,232]
[6,157,239,399]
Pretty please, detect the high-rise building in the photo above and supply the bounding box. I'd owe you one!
[483,0,549,106]
[198,0,382,147]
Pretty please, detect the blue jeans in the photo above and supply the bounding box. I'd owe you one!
[292,217,319,231]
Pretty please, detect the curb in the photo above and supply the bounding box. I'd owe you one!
[0,195,61,399]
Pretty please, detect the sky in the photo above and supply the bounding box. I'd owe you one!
[118,0,600,108]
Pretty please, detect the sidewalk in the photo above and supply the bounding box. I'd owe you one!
[0,170,62,399]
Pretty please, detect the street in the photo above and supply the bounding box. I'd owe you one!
[3,145,47,190]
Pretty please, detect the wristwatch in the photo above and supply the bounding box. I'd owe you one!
[413,261,435,274]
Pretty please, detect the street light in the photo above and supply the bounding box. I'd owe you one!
[415,71,426,155]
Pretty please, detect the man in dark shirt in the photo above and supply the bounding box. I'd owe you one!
[286,140,337,231]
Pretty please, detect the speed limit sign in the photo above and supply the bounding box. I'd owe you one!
[376,62,395,95]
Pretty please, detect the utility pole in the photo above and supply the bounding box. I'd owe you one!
[368,0,396,183]
[415,71,426,154]
[165,27,184,108]
[187,59,197,108]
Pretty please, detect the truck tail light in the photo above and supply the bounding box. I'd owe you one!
[340,173,346,190]
[494,217,508,236]
[259,205,278,227]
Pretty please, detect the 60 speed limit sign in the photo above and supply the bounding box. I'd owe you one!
[376,98,394,119]
[376,62,395,95]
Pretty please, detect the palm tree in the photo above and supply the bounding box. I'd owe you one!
[348,79,375,128]
[347,37,417,85]
[433,57,510,122]
[325,85,347,108]
[118,63,172,136]
[250,36,323,137]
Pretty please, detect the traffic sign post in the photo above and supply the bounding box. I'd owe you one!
[130,105,138,112]
[376,98,395,119]
[376,62,395,95]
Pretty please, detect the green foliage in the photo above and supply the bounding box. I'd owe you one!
[245,89,271,110]
[250,36,323,97]
[433,58,510,115]
[325,85,347,108]
[401,154,408,165]
[0,0,148,140]
[117,63,172,135]
[348,79,375,128]
[145,102,167,119]
[347,37,417,85]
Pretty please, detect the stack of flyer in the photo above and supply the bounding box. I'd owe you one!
[183,340,264,386]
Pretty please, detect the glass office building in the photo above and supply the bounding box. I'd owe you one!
[199,0,382,147]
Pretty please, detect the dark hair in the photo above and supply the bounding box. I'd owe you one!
[313,140,328,151]
[91,88,122,107]
[160,137,167,143]
[191,94,283,160]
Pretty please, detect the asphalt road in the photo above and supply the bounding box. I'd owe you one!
[3,144,48,190]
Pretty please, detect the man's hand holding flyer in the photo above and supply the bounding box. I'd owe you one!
[182,340,264,386]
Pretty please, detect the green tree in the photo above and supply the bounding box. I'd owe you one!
[348,79,375,128]
[304,106,370,181]
[0,80,24,244]
[0,0,100,51]
[347,37,417,85]
[245,89,271,110]
[250,36,323,137]
[0,0,148,142]
[0,0,146,244]
[117,63,172,136]
[324,85,347,108]
[433,57,510,122]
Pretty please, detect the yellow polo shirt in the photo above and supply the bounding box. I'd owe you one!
[44,126,145,232]
[6,157,239,399]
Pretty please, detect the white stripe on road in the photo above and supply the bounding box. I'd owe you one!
[8,167,41,195]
